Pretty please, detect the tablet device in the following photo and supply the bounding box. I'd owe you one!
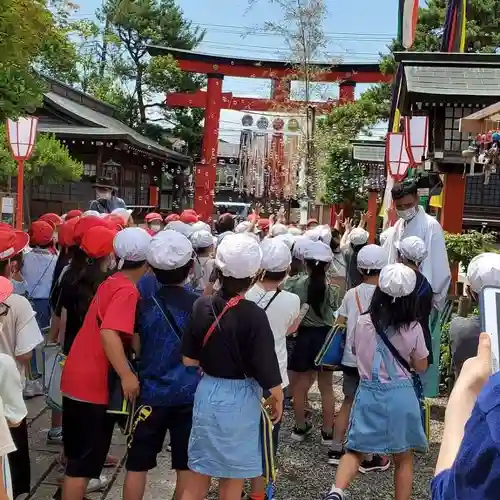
[480,285,500,372]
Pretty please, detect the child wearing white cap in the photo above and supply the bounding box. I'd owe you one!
[124,230,201,500]
[60,228,151,500]
[328,244,389,473]
[326,264,428,500]
[189,230,215,293]
[340,219,370,292]
[245,239,301,500]
[396,236,434,365]
[180,233,283,497]
[284,240,340,444]
[450,252,500,377]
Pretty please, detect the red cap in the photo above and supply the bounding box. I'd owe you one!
[73,216,111,246]
[165,213,180,223]
[39,213,63,228]
[103,214,125,231]
[0,277,13,303]
[257,218,270,230]
[145,212,163,223]
[80,226,117,259]
[58,217,80,247]
[307,218,318,227]
[180,210,198,224]
[0,228,29,261]
[29,221,55,246]
[66,209,83,220]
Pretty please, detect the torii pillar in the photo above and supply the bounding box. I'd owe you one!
[195,74,224,221]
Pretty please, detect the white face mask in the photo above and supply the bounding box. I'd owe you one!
[96,189,112,200]
[396,206,418,222]
[150,224,161,233]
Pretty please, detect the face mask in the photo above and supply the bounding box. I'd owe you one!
[396,206,418,222]
[96,189,112,200]
[150,224,161,233]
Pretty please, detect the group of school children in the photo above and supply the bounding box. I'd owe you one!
[0,199,497,500]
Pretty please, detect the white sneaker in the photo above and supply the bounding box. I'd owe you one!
[24,379,44,398]
[86,476,110,493]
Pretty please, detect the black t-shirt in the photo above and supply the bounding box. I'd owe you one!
[181,294,282,390]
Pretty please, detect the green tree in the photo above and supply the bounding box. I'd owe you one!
[0,0,78,120]
[0,127,83,183]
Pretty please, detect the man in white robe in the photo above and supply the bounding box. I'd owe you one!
[384,179,451,311]
[384,180,451,398]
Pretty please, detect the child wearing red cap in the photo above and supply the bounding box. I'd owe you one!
[0,228,43,499]
[144,213,163,235]
[61,228,151,500]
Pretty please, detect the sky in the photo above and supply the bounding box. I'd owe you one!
[76,0,426,142]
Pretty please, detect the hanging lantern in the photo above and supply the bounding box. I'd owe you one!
[272,118,285,131]
[404,115,429,166]
[386,132,411,181]
[287,118,299,132]
[256,116,269,130]
[6,116,38,160]
[242,114,253,127]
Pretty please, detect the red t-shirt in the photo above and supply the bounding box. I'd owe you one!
[61,272,139,405]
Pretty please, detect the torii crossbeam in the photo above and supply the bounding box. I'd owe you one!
[148,46,392,220]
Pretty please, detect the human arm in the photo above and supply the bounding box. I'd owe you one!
[181,297,207,366]
[0,354,27,426]
[340,218,352,253]
[100,288,140,400]
[409,322,429,373]
[425,223,451,311]
[358,211,370,229]
[13,296,43,362]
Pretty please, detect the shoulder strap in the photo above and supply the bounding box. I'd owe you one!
[354,287,362,313]
[28,254,56,299]
[373,321,412,373]
[202,295,243,347]
[152,296,183,340]
[263,289,281,311]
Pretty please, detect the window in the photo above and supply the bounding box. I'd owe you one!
[83,163,96,177]
[160,192,173,210]
[123,187,136,205]
[444,107,473,153]
[466,172,500,207]
[162,171,174,190]
[124,168,136,184]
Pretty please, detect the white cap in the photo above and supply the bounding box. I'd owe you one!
[467,253,500,293]
[396,236,428,264]
[114,227,151,265]
[304,240,333,263]
[215,233,262,278]
[191,221,211,233]
[166,220,194,238]
[147,230,193,270]
[270,223,288,237]
[357,244,388,270]
[235,221,253,234]
[111,207,133,224]
[261,239,292,272]
[292,236,315,260]
[288,226,302,236]
[83,210,100,218]
[379,264,416,298]
[190,230,214,249]
[317,225,332,246]
[349,228,369,246]
[303,229,321,241]
[274,233,295,249]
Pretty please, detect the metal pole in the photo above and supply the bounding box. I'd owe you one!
[16,159,24,230]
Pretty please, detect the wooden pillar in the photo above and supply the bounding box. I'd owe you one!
[367,190,378,243]
[194,73,223,221]
[440,173,466,287]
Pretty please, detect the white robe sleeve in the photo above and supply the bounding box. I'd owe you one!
[421,220,451,311]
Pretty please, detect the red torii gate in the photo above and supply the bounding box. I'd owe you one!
[148,46,392,220]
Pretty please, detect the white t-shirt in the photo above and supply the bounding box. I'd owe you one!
[0,353,28,500]
[338,283,376,367]
[0,295,44,383]
[245,284,301,388]
[192,256,215,292]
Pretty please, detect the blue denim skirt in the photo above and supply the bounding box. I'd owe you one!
[345,379,428,455]
[188,375,262,478]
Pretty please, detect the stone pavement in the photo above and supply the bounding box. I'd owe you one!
[25,398,176,500]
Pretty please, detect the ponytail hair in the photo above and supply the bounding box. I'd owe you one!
[305,259,328,318]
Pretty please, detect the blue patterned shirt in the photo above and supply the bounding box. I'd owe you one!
[136,285,201,407]
[431,371,500,499]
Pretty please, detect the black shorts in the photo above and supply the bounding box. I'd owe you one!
[9,418,30,498]
[341,366,360,398]
[63,397,115,479]
[126,404,193,472]
[286,336,296,367]
[288,326,332,373]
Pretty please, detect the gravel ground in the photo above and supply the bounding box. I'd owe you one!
[209,374,446,500]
